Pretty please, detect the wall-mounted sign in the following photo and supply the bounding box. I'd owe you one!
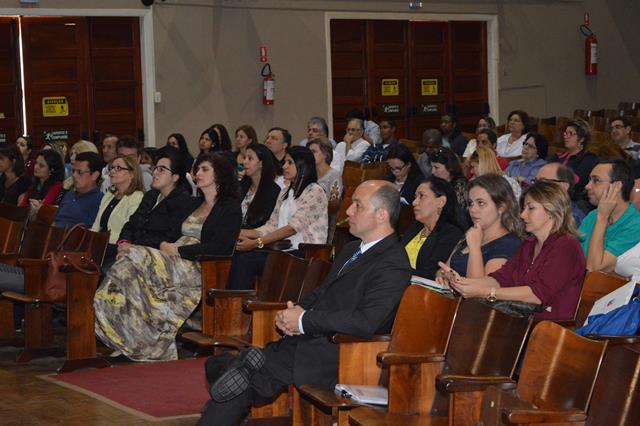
[43,129,69,142]
[420,104,439,114]
[42,97,69,117]
[421,79,438,96]
[383,104,400,114]
[381,79,399,96]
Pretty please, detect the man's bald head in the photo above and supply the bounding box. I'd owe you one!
[347,180,400,242]
[537,162,574,193]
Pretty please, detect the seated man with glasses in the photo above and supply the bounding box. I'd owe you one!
[116,147,193,256]
[535,162,585,226]
[610,116,640,160]
[54,152,105,228]
[578,159,640,272]
[334,118,371,167]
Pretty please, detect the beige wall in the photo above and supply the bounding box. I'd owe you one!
[1,0,638,151]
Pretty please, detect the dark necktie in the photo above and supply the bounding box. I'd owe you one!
[338,248,362,275]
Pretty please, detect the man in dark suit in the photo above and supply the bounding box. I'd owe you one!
[198,180,412,425]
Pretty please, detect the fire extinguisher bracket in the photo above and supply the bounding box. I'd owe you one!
[261,63,275,105]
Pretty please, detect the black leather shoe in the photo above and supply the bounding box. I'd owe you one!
[209,346,265,402]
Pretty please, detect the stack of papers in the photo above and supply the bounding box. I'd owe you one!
[410,275,453,295]
[334,384,388,405]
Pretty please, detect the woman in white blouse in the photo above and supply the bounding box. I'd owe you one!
[616,242,640,280]
[496,110,529,158]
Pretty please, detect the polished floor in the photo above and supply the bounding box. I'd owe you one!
[0,341,198,426]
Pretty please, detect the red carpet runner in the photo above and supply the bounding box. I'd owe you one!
[41,357,209,421]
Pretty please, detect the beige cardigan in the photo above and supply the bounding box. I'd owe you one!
[91,190,144,244]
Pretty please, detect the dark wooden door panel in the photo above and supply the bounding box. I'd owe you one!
[88,17,143,142]
[21,17,90,147]
[0,18,22,144]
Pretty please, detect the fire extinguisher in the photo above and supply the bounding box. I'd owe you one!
[261,63,275,105]
[581,13,597,75]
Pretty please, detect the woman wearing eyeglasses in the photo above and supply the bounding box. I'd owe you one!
[505,132,548,187]
[91,155,144,262]
[549,119,598,207]
[385,143,424,205]
[116,147,193,260]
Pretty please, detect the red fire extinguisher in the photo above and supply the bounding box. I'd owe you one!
[581,13,597,75]
[261,63,275,105]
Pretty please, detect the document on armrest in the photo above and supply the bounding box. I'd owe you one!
[410,276,452,295]
[334,384,388,405]
[586,280,637,325]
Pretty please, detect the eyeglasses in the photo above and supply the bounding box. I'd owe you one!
[346,128,362,133]
[152,165,173,174]
[72,169,91,176]
[522,142,537,150]
[388,163,408,173]
[532,177,564,184]
[108,165,132,173]
[563,131,577,137]
[588,176,613,185]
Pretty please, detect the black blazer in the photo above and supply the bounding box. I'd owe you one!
[400,220,463,280]
[119,187,193,248]
[267,233,411,389]
[165,195,242,260]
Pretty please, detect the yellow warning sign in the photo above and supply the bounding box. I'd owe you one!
[381,79,399,96]
[42,97,69,117]
[421,79,438,96]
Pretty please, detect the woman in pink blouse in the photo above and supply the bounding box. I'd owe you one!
[446,180,585,320]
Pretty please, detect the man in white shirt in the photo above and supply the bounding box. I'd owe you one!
[332,118,371,171]
[298,117,337,148]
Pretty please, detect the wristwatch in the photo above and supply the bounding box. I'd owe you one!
[487,288,497,303]
[256,237,264,249]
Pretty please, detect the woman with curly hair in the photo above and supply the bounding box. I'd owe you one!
[94,152,242,361]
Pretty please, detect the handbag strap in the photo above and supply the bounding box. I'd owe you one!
[56,224,88,251]
[63,254,100,275]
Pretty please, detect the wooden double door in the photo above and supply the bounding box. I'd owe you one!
[330,19,488,141]
[0,16,143,148]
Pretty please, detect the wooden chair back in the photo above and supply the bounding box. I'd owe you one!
[394,204,414,236]
[574,271,628,328]
[587,345,640,425]
[18,221,65,260]
[0,203,29,221]
[517,321,607,412]
[300,243,333,262]
[399,139,421,154]
[35,204,58,225]
[79,229,110,267]
[0,217,23,255]
[258,251,308,302]
[388,285,459,355]
[539,116,556,125]
[444,299,532,377]
[342,162,387,188]
[298,258,332,301]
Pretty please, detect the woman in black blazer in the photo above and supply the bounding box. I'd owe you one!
[94,152,242,361]
[401,175,463,280]
[385,143,424,205]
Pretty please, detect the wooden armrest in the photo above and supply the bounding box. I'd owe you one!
[297,384,361,409]
[243,300,287,312]
[205,288,256,305]
[585,335,640,345]
[16,258,48,267]
[436,374,516,393]
[503,408,586,424]
[331,334,391,344]
[554,319,576,328]
[0,253,18,263]
[2,291,37,304]
[197,254,233,262]
[377,351,445,366]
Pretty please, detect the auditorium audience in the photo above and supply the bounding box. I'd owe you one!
[55,152,104,228]
[385,143,424,205]
[233,125,258,179]
[100,134,119,192]
[0,146,30,205]
[228,146,328,290]
[402,176,463,280]
[361,119,399,164]
[437,174,522,283]
[116,148,193,256]
[335,118,370,165]
[94,152,242,361]
[616,241,640,280]
[210,124,233,152]
[496,110,529,158]
[116,137,152,191]
[440,113,468,157]
[62,139,99,191]
[42,140,71,178]
[416,128,442,177]
[265,126,291,168]
[609,116,640,160]
[430,147,471,228]
[308,137,342,202]
[463,115,497,158]
[14,135,35,177]
[535,162,585,226]
[166,133,195,172]
[18,150,65,212]
[549,119,598,207]
[199,127,222,155]
[578,159,640,272]
[92,155,144,263]
[346,108,382,145]
[474,129,509,170]
[238,144,281,229]
[298,116,336,148]
[448,180,585,320]
[505,132,548,187]
[470,146,521,198]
